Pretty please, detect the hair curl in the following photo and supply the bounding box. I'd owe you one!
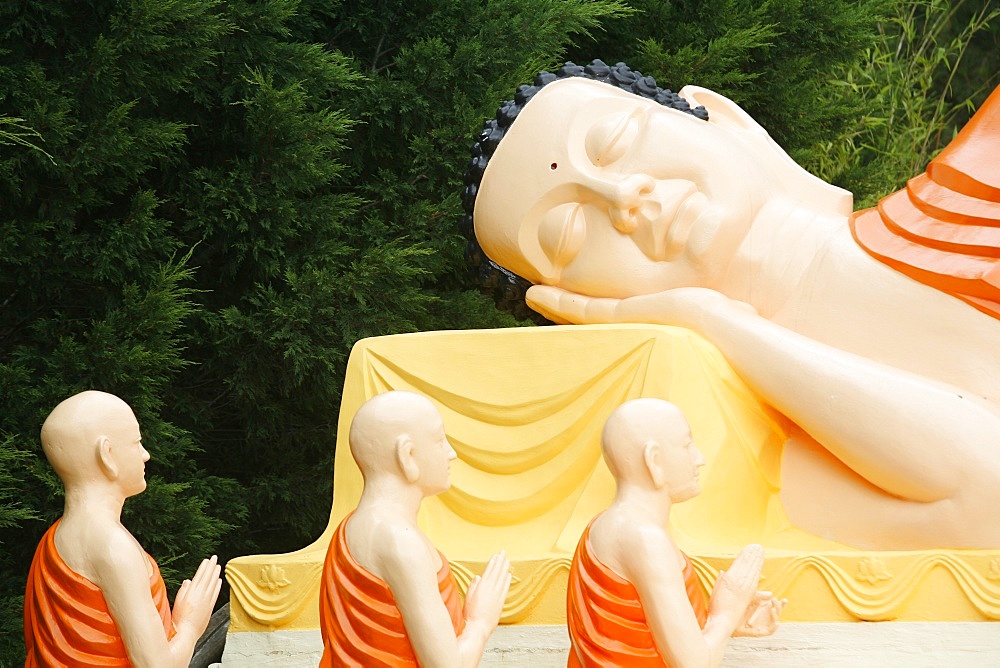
[460,60,708,324]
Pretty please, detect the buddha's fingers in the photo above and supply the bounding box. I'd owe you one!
[526,286,623,324]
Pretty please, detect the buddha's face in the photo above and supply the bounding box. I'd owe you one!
[474,78,771,298]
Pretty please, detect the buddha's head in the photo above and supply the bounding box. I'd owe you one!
[462,60,846,320]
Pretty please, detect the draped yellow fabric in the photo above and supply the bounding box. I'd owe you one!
[226,324,1000,629]
[328,323,829,557]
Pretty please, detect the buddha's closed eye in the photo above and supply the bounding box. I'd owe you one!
[586,110,641,167]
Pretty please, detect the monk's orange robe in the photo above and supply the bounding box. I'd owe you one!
[319,514,466,667]
[23,520,174,667]
[851,84,1000,320]
[566,522,708,667]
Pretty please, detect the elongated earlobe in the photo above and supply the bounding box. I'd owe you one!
[396,435,420,483]
[678,85,767,134]
[97,436,117,480]
[643,441,665,488]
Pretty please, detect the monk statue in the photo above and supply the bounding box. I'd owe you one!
[462,59,1000,550]
[318,390,512,666]
[567,398,783,666]
[23,390,222,666]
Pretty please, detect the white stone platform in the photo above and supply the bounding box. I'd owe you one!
[221,622,1000,666]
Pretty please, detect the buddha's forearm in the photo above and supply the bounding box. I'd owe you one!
[693,302,999,501]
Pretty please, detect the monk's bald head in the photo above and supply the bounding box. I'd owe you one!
[601,399,691,482]
[41,391,137,484]
[349,391,441,477]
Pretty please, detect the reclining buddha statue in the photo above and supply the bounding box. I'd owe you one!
[223,62,1000,658]
[464,59,1000,551]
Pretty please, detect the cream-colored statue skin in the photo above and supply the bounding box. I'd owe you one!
[583,399,784,666]
[474,77,1000,550]
[38,390,221,667]
[341,390,511,667]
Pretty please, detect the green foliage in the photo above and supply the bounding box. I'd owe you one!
[0,1,620,661]
[4,0,995,663]
[0,117,53,163]
[812,0,1000,206]
[0,439,36,531]
[297,0,634,290]
[564,0,889,163]
[0,1,348,661]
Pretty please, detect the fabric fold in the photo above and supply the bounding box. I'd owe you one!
[851,85,1000,319]
[566,521,708,667]
[24,520,174,667]
[319,513,465,667]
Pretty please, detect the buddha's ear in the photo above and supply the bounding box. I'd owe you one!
[395,434,420,483]
[97,435,118,480]
[643,441,665,488]
[679,86,769,136]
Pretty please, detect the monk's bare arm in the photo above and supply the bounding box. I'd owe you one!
[170,555,223,657]
[620,526,759,667]
[93,530,220,668]
[527,285,1000,502]
[459,550,512,661]
[380,531,509,668]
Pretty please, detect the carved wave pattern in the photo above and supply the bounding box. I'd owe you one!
[229,551,1000,629]
[228,561,323,628]
[690,553,1000,621]
[451,558,575,624]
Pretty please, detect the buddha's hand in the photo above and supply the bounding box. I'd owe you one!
[733,591,786,637]
[525,285,755,330]
[171,555,223,637]
[463,550,512,630]
[707,544,765,625]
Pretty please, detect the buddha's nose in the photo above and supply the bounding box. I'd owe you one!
[587,173,655,234]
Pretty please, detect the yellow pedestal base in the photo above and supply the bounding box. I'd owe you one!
[227,325,1000,630]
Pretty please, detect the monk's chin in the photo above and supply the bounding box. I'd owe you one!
[670,483,700,504]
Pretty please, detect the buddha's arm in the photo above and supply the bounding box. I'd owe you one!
[527,285,1000,502]
[382,537,510,668]
[96,534,220,667]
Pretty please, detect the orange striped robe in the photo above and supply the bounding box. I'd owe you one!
[24,520,174,667]
[851,85,1000,319]
[319,514,465,667]
[566,521,708,667]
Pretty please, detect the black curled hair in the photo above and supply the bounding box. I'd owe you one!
[460,60,709,324]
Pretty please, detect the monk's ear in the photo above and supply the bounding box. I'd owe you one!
[678,85,768,136]
[395,434,419,483]
[643,441,665,488]
[97,435,118,480]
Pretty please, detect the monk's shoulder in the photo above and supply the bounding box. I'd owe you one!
[53,518,140,579]
[593,510,673,552]
[83,524,148,586]
[602,514,680,581]
[380,523,436,567]
[352,514,437,579]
